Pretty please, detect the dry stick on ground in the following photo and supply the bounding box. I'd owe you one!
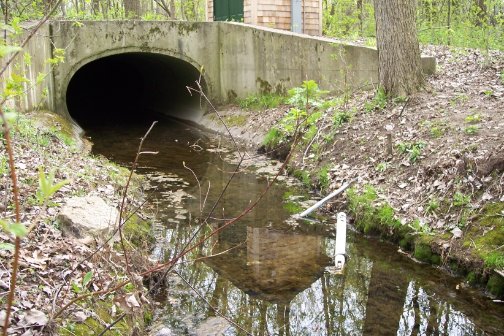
[1,2,64,334]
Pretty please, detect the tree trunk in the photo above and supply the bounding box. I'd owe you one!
[374,0,423,96]
[124,0,141,18]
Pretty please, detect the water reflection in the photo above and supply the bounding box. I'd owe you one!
[87,119,504,335]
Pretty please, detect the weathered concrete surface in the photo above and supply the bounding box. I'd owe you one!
[6,20,435,122]
[1,22,54,113]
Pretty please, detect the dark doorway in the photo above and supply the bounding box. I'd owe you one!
[214,0,244,21]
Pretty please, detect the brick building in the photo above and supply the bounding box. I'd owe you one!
[206,0,322,36]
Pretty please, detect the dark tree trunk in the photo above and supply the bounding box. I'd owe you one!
[124,0,141,18]
[374,0,424,96]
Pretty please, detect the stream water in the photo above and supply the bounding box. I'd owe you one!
[86,117,504,335]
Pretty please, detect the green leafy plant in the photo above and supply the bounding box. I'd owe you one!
[375,162,388,172]
[464,113,482,124]
[452,191,470,207]
[71,271,93,294]
[36,167,70,206]
[464,125,479,135]
[408,219,433,235]
[317,165,331,191]
[287,80,329,109]
[364,87,387,112]
[425,198,440,214]
[333,110,352,127]
[397,141,426,163]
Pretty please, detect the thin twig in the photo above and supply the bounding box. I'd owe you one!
[118,121,157,278]
[174,270,252,335]
[97,313,126,336]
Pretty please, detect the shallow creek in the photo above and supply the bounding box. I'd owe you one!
[86,117,504,335]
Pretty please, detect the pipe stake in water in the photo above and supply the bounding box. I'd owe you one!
[334,212,347,273]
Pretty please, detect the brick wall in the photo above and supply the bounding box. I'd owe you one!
[209,0,321,36]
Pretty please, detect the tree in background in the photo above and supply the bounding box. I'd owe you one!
[124,0,141,18]
[374,0,424,96]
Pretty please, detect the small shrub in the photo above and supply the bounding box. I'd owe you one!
[317,165,331,191]
[333,110,352,127]
[425,198,440,214]
[464,125,479,135]
[452,191,470,207]
[364,87,387,112]
[375,162,388,172]
[397,141,426,163]
[464,113,482,124]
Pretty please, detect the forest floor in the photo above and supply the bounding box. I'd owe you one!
[0,113,153,335]
[203,45,504,296]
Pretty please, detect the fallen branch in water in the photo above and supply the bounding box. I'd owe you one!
[294,179,356,218]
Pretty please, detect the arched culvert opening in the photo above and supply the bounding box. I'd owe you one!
[66,52,206,127]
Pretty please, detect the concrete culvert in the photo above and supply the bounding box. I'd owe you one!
[66,52,206,127]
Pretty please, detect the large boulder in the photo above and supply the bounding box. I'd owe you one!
[58,195,118,240]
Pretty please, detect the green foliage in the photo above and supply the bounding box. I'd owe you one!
[364,87,387,112]
[36,167,70,206]
[317,165,331,191]
[323,0,375,38]
[452,191,471,207]
[464,125,479,135]
[409,219,433,235]
[397,141,426,163]
[293,169,311,188]
[375,162,388,172]
[239,93,285,110]
[263,128,283,148]
[332,110,352,127]
[425,198,440,214]
[263,81,331,150]
[122,214,154,249]
[0,219,28,239]
[484,252,504,269]
[287,80,329,109]
[465,113,482,124]
[487,274,504,297]
[0,44,22,58]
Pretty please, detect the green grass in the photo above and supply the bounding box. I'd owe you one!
[239,93,285,110]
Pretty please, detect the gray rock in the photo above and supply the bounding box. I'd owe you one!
[58,195,118,239]
[195,317,230,336]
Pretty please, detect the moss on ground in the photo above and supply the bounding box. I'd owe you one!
[122,213,155,249]
[59,299,142,335]
[463,202,504,269]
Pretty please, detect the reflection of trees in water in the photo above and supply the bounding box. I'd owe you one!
[397,281,480,336]
[155,225,499,335]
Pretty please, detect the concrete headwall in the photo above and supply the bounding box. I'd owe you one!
[1,22,54,113]
[6,20,435,121]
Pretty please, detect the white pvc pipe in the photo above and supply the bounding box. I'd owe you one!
[334,212,347,272]
[295,179,355,219]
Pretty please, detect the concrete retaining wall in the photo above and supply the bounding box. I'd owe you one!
[5,20,435,120]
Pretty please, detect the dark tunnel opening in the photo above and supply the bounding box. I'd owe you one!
[66,52,206,127]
